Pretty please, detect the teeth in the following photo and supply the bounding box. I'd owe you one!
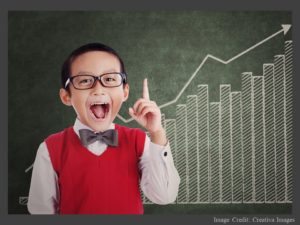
[91,102,108,106]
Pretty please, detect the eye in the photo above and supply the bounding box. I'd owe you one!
[101,73,122,87]
[75,77,94,87]
[104,77,116,82]
[80,79,93,84]
[102,74,119,83]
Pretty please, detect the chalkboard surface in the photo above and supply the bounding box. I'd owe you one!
[8,11,292,214]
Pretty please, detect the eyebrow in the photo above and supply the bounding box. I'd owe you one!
[76,71,94,75]
[75,69,120,75]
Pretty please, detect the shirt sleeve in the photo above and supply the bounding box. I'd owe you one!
[139,136,180,205]
[27,142,59,214]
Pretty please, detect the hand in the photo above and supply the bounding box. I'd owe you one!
[129,78,163,134]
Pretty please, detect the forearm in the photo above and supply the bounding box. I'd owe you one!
[140,138,180,204]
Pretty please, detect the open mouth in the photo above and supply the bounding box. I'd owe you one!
[89,102,110,120]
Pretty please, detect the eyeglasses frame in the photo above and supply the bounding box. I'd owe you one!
[64,72,127,90]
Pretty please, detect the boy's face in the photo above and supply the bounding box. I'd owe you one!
[60,51,129,132]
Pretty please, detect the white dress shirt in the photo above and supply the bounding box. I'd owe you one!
[27,119,180,214]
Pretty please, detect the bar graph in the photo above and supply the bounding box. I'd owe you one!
[143,40,293,204]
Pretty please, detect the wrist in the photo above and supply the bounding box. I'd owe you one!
[149,128,168,146]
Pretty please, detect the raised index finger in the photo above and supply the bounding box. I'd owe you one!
[143,78,150,100]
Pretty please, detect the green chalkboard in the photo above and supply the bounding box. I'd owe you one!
[8,11,292,214]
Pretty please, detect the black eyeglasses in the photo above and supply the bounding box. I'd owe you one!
[65,72,127,90]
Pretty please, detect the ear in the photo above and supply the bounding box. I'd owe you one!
[59,88,72,106]
[122,84,129,102]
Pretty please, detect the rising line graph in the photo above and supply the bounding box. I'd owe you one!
[116,24,291,124]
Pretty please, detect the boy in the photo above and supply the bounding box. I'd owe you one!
[27,43,180,214]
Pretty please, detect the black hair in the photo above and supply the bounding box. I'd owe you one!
[61,43,127,90]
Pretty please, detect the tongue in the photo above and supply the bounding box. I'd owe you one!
[91,105,105,119]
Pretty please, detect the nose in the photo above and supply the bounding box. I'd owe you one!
[91,79,105,95]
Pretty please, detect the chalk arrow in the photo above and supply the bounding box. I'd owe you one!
[282,24,291,35]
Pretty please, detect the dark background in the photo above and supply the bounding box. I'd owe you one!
[8,11,292,214]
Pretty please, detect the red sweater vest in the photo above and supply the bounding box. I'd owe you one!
[45,124,146,214]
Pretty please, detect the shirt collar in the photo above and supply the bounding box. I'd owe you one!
[73,118,115,138]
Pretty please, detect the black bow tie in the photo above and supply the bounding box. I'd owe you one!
[79,129,118,147]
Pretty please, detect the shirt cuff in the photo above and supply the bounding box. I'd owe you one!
[148,141,174,163]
